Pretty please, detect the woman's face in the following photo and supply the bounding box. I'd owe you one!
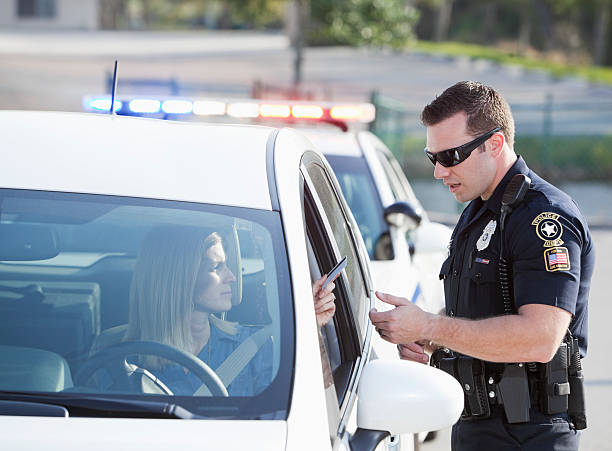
[193,242,236,313]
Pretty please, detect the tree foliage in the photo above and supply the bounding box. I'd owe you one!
[414,0,612,66]
[309,0,419,49]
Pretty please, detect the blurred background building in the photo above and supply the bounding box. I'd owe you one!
[0,0,98,29]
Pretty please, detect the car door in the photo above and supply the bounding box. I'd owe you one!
[300,151,374,449]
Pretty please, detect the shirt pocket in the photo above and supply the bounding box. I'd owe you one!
[464,255,505,317]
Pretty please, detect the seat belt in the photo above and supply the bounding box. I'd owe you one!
[194,325,272,396]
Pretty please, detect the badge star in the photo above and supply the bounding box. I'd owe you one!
[541,222,558,237]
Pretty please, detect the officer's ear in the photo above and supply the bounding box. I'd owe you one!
[488,131,505,158]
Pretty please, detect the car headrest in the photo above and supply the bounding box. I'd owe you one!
[0,345,73,391]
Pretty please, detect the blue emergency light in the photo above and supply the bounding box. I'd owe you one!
[84,97,123,113]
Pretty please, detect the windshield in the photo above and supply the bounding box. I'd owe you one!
[0,189,292,420]
[325,155,388,260]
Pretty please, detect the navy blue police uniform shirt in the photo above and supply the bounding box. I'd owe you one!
[439,156,594,357]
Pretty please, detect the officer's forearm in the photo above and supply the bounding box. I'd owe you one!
[424,305,571,363]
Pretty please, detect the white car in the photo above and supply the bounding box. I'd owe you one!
[0,111,462,450]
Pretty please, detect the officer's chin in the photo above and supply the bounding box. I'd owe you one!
[456,191,479,203]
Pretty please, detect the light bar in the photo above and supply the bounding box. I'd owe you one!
[162,99,193,115]
[227,102,259,118]
[292,104,324,119]
[129,99,161,114]
[330,104,376,123]
[82,94,376,124]
[260,103,291,118]
[85,97,122,112]
[193,100,226,116]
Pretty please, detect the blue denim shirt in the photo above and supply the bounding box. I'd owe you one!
[155,323,273,396]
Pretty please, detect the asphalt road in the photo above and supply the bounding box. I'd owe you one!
[422,228,612,451]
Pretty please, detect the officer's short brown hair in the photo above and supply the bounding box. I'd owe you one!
[421,81,515,150]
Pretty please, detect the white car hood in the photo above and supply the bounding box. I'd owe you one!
[0,416,287,451]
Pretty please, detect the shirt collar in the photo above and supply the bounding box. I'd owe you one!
[484,155,530,214]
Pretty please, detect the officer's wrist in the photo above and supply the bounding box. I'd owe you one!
[424,312,444,346]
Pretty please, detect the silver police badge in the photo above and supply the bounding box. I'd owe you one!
[476,220,497,251]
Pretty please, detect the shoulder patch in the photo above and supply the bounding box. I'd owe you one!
[544,247,570,272]
[531,212,564,247]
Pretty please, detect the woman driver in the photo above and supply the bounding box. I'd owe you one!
[126,225,336,396]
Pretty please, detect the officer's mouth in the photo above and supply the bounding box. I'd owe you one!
[446,183,461,193]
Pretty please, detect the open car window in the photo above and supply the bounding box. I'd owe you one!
[0,189,293,420]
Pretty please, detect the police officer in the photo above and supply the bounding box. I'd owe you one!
[369,81,594,450]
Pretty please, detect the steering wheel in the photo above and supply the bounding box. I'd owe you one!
[74,341,228,397]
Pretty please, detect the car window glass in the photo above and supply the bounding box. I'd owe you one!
[305,164,369,337]
[325,155,387,260]
[0,189,293,420]
[379,149,423,209]
[375,148,408,201]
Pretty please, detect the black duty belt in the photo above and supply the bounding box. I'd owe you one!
[430,346,585,427]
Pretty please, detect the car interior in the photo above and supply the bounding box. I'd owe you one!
[0,190,287,400]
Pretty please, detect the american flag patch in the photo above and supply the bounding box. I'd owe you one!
[544,247,570,272]
[474,257,490,264]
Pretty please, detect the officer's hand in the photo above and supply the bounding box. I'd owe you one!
[397,342,430,364]
[369,291,431,344]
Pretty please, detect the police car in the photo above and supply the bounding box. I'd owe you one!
[0,111,462,450]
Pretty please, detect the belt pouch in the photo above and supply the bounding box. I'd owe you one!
[497,363,531,423]
[541,342,570,414]
[457,356,490,419]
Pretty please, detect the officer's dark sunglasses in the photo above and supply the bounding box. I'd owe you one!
[424,127,502,168]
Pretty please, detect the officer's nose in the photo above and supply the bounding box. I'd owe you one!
[433,161,450,180]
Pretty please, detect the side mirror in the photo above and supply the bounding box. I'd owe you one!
[383,201,422,231]
[350,359,463,450]
[412,221,452,254]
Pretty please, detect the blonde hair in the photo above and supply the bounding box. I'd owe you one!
[126,225,236,369]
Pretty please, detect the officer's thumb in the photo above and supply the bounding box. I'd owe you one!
[376,291,409,307]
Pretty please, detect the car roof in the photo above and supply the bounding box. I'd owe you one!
[1,111,277,210]
[296,128,363,157]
